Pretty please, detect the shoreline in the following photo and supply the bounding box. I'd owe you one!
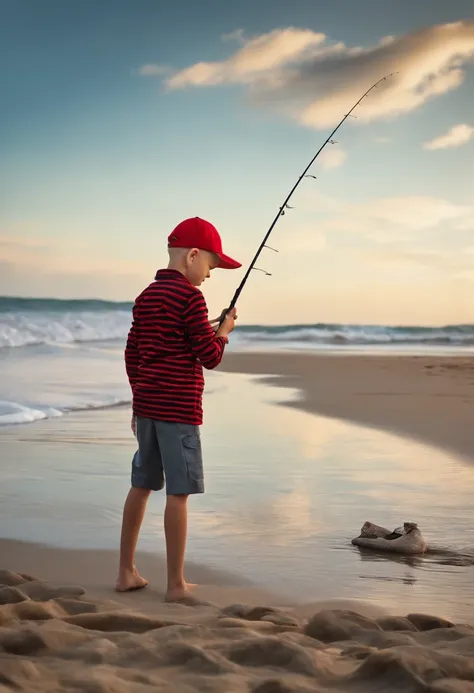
[218,351,474,462]
[0,537,290,611]
[0,537,395,621]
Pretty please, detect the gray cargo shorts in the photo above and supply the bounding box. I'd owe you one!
[131,416,204,495]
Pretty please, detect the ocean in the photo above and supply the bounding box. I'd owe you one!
[0,296,473,427]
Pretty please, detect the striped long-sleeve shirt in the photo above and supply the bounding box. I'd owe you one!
[124,269,227,425]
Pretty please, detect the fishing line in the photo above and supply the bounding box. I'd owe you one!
[218,72,397,327]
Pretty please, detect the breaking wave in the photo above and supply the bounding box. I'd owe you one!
[1,297,472,350]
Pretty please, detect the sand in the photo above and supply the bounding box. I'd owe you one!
[219,352,474,462]
[2,562,474,693]
[2,351,474,691]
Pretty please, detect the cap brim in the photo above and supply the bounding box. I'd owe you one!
[217,253,242,270]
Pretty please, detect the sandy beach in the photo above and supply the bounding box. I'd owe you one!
[2,560,474,692]
[2,351,474,691]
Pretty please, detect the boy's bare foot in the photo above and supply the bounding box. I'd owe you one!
[115,568,148,592]
[164,581,199,604]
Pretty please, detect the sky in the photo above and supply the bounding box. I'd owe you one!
[1,0,473,326]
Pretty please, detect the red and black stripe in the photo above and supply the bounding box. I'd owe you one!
[124,269,226,425]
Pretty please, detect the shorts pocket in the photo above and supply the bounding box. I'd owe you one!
[182,433,203,484]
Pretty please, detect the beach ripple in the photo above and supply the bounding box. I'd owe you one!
[2,570,474,692]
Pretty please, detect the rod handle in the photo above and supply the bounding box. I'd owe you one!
[216,307,232,328]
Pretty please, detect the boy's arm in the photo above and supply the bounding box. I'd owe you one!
[184,291,228,369]
[124,302,140,391]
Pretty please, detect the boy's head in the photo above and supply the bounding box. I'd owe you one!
[167,217,241,287]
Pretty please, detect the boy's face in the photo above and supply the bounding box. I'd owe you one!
[186,248,220,287]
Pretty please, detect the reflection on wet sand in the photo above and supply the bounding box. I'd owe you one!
[1,370,473,621]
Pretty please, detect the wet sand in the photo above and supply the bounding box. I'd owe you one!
[219,351,474,462]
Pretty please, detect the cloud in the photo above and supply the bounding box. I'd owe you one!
[318,146,347,169]
[363,246,474,282]
[221,29,246,44]
[259,193,473,276]
[151,20,474,129]
[423,123,474,150]
[164,28,326,88]
[350,196,472,232]
[0,236,50,258]
[453,269,474,282]
[316,195,474,241]
[454,216,474,231]
[0,259,146,300]
[365,247,447,268]
[277,191,474,246]
[298,193,474,283]
[0,234,147,280]
[137,64,171,76]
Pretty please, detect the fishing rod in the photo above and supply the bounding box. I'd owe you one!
[218,72,397,327]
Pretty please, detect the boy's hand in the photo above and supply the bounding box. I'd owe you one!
[209,308,227,327]
[210,307,238,326]
[215,306,238,337]
[131,414,136,437]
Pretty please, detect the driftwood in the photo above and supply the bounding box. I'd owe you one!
[351,521,427,555]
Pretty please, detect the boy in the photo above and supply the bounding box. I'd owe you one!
[116,216,240,602]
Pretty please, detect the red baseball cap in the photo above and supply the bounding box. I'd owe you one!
[167,217,241,270]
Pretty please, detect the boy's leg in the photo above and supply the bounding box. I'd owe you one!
[156,422,204,602]
[116,416,165,592]
[116,487,150,591]
[164,494,192,600]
